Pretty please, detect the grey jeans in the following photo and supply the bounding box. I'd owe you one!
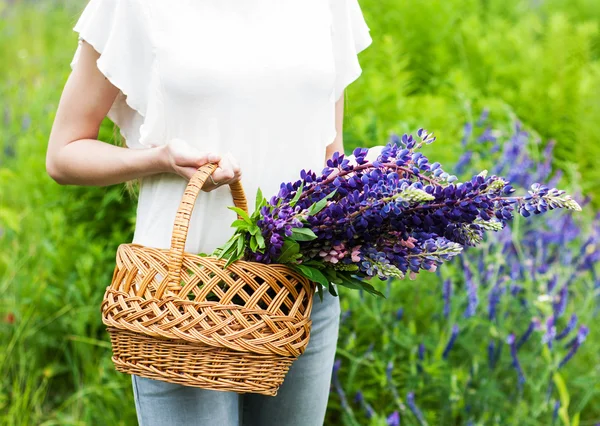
[131,290,341,426]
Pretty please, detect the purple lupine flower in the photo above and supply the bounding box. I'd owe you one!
[476,108,490,127]
[542,316,557,349]
[407,392,427,425]
[387,411,401,426]
[354,391,375,419]
[477,127,497,143]
[442,324,460,359]
[555,314,578,340]
[558,325,589,368]
[331,359,351,412]
[506,333,526,387]
[417,343,425,374]
[462,257,478,318]
[464,279,478,318]
[488,279,505,321]
[553,400,560,422]
[396,307,404,320]
[553,285,568,318]
[461,122,473,146]
[510,283,523,297]
[454,151,474,176]
[442,278,452,318]
[488,339,499,369]
[545,377,555,404]
[516,317,541,350]
[226,129,581,291]
[547,274,558,293]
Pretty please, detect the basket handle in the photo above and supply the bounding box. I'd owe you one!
[162,163,248,297]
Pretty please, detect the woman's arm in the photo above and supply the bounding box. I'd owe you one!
[324,93,345,164]
[46,40,238,188]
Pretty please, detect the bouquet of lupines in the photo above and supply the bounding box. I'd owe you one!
[214,129,582,301]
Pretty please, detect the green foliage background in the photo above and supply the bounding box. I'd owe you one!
[1,0,598,424]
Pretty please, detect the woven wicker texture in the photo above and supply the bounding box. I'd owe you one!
[101,163,315,395]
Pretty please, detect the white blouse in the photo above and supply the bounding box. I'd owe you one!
[70,0,372,263]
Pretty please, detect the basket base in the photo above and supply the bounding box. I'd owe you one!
[108,328,296,396]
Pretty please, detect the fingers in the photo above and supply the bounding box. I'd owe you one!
[201,153,242,192]
[211,153,241,182]
[168,138,221,168]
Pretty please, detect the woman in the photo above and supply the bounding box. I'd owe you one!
[46,0,372,424]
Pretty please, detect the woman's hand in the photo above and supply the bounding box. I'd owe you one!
[162,138,242,191]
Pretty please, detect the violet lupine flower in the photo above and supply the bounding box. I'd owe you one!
[340,309,352,324]
[542,316,557,349]
[558,325,590,368]
[462,256,479,319]
[387,411,401,426]
[417,343,425,374]
[478,127,497,143]
[396,307,404,321]
[442,278,452,318]
[407,392,427,425]
[354,391,375,419]
[553,285,568,318]
[547,274,558,293]
[553,400,560,422]
[229,129,581,294]
[555,314,578,340]
[516,318,541,350]
[488,279,505,321]
[331,359,351,412]
[461,122,473,147]
[442,324,460,359]
[506,333,526,387]
[453,150,473,176]
[488,340,497,369]
[464,278,479,319]
[476,108,490,127]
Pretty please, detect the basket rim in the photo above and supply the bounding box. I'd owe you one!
[117,242,313,274]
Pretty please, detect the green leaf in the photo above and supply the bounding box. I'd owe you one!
[224,250,243,268]
[323,268,344,284]
[294,265,330,289]
[248,226,260,235]
[255,232,265,249]
[216,235,239,259]
[290,227,318,241]
[228,206,252,224]
[255,187,267,212]
[358,280,386,298]
[276,239,300,263]
[316,283,324,302]
[306,189,337,216]
[289,181,304,208]
[230,219,250,230]
[328,283,338,297]
[249,236,258,252]
[236,233,245,254]
[335,274,363,290]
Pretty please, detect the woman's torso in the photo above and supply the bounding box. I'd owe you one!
[135,0,337,255]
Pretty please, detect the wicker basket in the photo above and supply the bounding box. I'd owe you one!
[101,163,316,396]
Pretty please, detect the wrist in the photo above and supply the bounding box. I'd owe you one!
[150,144,171,174]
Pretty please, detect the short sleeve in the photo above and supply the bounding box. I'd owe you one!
[70,0,163,149]
[330,0,373,103]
